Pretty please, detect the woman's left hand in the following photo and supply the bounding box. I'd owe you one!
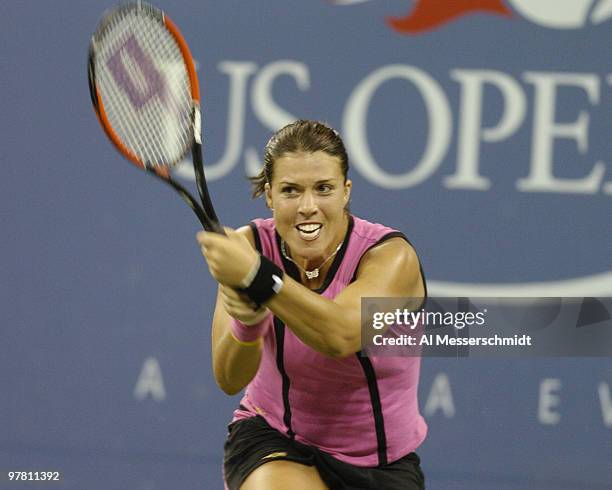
[219,284,270,325]
[197,227,260,287]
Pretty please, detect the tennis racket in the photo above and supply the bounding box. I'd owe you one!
[88,1,223,233]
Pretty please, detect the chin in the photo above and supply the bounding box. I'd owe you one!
[292,239,319,254]
[290,236,323,257]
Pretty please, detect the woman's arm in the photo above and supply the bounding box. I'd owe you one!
[200,230,424,359]
[267,237,424,358]
[207,226,268,395]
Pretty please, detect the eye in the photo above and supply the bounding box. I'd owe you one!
[281,185,297,195]
[317,183,333,193]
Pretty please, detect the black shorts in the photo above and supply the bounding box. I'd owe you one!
[223,415,425,490]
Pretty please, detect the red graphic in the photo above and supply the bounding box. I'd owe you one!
[387,0,513,34]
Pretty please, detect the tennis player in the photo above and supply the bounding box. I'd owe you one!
[198,120,427,490]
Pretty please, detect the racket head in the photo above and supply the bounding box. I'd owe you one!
[88,1,200,172]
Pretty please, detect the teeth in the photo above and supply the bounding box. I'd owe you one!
[296,224,322,241]
[297,224,321,233]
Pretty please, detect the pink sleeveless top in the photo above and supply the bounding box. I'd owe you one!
[232,215,427,466]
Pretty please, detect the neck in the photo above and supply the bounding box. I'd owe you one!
[284,214,349,284]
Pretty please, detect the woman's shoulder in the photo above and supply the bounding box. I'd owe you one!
[241,218,277,255]
[248,217,275,234]
[235,224,255,247]
[349,215,420,272]
[350,215,409,249]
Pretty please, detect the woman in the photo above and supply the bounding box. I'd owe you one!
[198,120,427,490]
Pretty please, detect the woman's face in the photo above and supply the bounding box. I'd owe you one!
[265,151,352,265]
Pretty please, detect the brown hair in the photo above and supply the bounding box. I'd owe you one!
[249,119,349,198]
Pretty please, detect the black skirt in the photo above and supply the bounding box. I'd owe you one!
[223,415,425,490]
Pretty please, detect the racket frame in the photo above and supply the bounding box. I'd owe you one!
[88,1,223,233]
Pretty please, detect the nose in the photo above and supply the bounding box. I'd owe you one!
[298,190,318,217]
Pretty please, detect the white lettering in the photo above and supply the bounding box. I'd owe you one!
[199,61,257,181]
[424,372,455,418]
[134,357,166,402]
[176,61,611,200]
[538,377,562,425]
[598,382,612,428]
[446,70,526,190]
[343,64,452,189]
[518,73,605,194]
[605,74,612,194]
[245,60,311,176]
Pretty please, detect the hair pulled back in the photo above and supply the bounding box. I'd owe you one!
[249,120,349,198]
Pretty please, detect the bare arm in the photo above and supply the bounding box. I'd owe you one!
[267,237,425,358]
[208,226,267,395]
[200,229,425,360]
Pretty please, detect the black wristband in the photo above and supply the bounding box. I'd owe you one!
[241,256,284,307]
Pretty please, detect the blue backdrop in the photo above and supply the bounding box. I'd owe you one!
[1,1,611,488]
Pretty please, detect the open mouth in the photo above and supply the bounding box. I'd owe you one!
[296,223,322,241]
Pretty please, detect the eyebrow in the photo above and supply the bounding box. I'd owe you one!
[279,179,335,185]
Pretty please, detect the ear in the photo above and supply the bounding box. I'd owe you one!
[343,179,352,205]
[264,183,274,211]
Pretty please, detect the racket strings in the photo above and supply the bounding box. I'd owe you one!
[93,7,193,167]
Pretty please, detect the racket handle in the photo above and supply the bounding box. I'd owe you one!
[148,167,222,233]
[210,220,226,235]
[192,144,222,226]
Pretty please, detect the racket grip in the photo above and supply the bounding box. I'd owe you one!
[211,220,226,235]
